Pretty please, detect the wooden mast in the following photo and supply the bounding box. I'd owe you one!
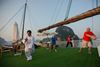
[22,0,27,39]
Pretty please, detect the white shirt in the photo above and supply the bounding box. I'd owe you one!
[24,35,35,52]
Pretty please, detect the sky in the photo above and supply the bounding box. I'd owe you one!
[0,0,100,41]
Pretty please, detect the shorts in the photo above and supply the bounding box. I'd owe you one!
[51,43,56,45]
[82,40,92,48]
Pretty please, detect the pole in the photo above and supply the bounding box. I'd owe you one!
[22,0,27,39]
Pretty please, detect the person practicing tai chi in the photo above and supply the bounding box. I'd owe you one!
[79,27,96,54]
[66,35,73,47]
[23,30,35,61]
[50,35,57,52]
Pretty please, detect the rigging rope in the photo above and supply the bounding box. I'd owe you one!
[96,0,99,7]
[0,4,25,32]
[91,0,99,32]
[49,0,60,25]
[91,0,95,32]
[55,0,65,22]
[19,8,25,38]
[27,6,34,31]
[64,0,72,20]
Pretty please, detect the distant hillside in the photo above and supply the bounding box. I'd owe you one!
[56,26,79,41]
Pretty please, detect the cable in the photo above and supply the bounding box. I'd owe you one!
[27,6,34,31]
[0,4,25,32]
[96,0,98,7]
[19,8,25,38]
[91,0,95,32]
[49,0,60,25]
[64,0,72,20]
[54,0,65,23]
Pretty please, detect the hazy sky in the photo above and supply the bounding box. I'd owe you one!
[0,0,100,41]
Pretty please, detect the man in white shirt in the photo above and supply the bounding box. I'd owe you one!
[24,30,35,61]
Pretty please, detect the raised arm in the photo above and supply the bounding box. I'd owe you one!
[86,34,96,40]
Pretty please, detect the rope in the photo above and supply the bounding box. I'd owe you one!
[19,8,25,38]
[27,6,34,31]
[91,0,95,32]
[54,0,65,23]
[96,0,99,7]
[49,0,60,25]
[91,0,99,32]
[64,0,72,20]
[0,4,25,32]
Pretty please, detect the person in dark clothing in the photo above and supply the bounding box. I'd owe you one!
[66,35,73,47]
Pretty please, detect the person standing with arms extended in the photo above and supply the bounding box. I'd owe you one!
[79,27,96,54]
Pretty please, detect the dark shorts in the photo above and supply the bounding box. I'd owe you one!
[51,43,56,45]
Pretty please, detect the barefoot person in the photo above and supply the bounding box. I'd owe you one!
[79,27,96,54]
[23,30,35,61]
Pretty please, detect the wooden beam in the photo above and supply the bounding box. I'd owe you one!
[38,7,100,33]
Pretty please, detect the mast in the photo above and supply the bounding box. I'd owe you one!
[22,0,27,39]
